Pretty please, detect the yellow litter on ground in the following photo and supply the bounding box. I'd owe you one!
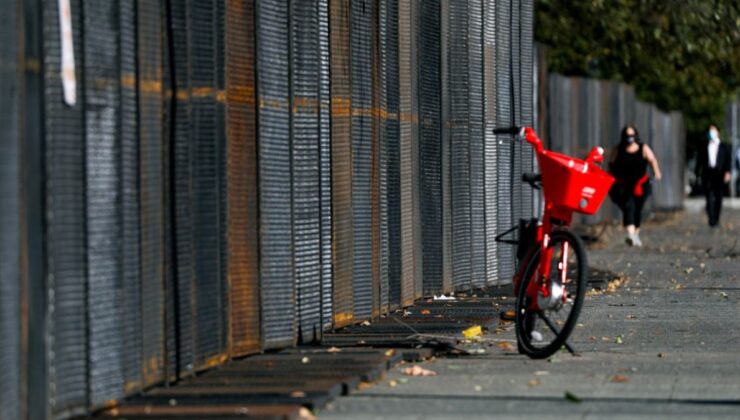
[462,325,482,339]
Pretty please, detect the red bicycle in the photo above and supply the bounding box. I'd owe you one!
[494,126,614,359]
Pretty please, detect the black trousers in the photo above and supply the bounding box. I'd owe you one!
[705,184,724,227]
[618,194,647,228]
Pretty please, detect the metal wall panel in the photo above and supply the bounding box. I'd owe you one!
[418,0,443,294]
[378,0,391,314]
[83,0,124,405]
[350,0,374,320]
[520,0,535,219]
[440,0,453,293]
[43,0,89,415]
[119,0,143,393]
[170,0,196,375]
[371,0,381,318]
[257,0,296,348]
[483,0,498,285]
[226,0,260,357]
[0,0,21,417]
[448,0,471,290]
[138,0,166,386]
[495,0,515,283]
[468,0,486,289]
[318,0,334,330]
[398,0,416,305]
[191,0,227,369]
[410,0,423,301]
[292,0,322,342]
[330,0,354,327]
[383,0,402,308]
[509,0,524,248]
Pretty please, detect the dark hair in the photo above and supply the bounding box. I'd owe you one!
[618,125,641,155]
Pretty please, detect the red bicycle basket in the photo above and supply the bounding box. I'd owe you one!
[538,151,615,215]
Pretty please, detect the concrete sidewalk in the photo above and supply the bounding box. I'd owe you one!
[321,208,740,419]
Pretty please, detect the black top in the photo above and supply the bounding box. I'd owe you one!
[697,141,731,188]
[613,143,648,187]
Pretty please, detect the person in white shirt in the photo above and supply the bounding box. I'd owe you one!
[696,124,732,227]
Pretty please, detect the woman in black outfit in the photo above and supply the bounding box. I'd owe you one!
[609,125,662,247]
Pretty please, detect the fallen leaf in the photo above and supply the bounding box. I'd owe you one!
[497,341,515,352]
[388,380,398,388]
[385,349,395,357]
[474,385,483,392]
[564,391,582,403]
[168,399,177,407]
[397,377,409,384]
[534,371,550,376]
[615,336,624,344]
[463,325,483,339]
[290,391,307,398]
[403,365,437,377]
[720,292,729,299]
[684,267,693,274]
[361,320,371,326]
[327,347,342,353]
[301,357,310,364]
[298,407,316,420]
[528,379,541,387]
[611,374,629,383]
[601,336,611,342]
[357,382,373,390]
[421,309,431,315]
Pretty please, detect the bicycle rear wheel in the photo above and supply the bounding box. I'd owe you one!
[515,230,587,359]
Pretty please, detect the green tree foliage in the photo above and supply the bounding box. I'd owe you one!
[536,0,739,149]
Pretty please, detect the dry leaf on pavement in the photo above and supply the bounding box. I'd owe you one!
[497,341,515,352]
[611,374,629,383]
[403,365,437,377]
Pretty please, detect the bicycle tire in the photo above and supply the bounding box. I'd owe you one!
[515,230,587,359]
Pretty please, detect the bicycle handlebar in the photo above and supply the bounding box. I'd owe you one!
[493,126,522,136]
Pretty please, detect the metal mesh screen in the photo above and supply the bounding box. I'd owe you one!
[318,0,334,330]
[83,0,124,405]
[448,0,472,290]
[468,0,486,289]
[170,0,196,375]
[137,0,166,386]
[43,0,89,414]
[520,0,535,219]
[330,0,354,327]
[418,0,443,294]
[350,0,374,320]
[495,0,515,283]
[398,0,416,305]
[483,0,498,285]
[119,0,143,393]
[0,1,21,417]
[191,0,227,369]
[292,0,322,342]
[226,0,260,357]
[257,0,296,349]
[383,0,402,309]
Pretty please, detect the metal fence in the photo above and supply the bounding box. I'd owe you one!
[725,98,740,198]
[0,0,537,418]
[546,74,686,224]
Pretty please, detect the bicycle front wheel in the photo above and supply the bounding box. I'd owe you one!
[515,230,587,359]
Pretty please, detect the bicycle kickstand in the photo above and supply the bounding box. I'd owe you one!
[538,312,579,356]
